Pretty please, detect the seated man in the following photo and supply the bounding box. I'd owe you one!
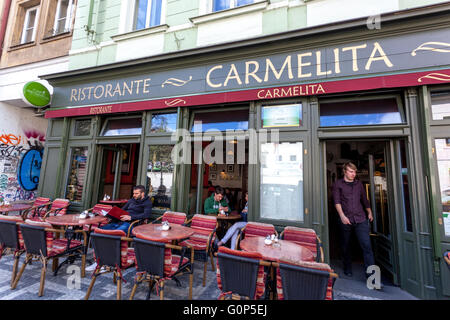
[86,185,152,271]
[204,186,229,215]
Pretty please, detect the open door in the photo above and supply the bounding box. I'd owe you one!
[97,144,139,201]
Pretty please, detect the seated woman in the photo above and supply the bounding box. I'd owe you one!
[216,192,248,250]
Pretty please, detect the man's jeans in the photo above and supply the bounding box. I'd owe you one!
[99,221,131,234]
[339,219,375,273]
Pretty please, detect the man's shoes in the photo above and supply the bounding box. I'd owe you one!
[343,270,353,277]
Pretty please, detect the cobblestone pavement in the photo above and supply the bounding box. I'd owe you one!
[0,250,417,300]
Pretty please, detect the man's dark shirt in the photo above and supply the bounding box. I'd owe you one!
[332,179,370,224]
[122,195,152,221]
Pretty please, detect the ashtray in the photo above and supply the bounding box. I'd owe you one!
[264,239,273,245]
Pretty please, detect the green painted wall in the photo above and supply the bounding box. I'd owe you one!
[166,0,199,26]
[164,28,198,52]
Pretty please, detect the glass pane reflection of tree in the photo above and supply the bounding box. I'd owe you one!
[147,145,175,210]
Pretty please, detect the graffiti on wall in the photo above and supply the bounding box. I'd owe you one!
[0,130,45,201]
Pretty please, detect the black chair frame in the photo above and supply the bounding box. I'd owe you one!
[12,224,85,297]
[129,238,194,300]
[217,251,261,300]
[0,220,25,286]
[84,232,134,300]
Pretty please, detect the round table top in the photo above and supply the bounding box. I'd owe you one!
[0,203,32,213]
[99,199,128,205]
[240,236,315,263]
[132,223,194,242]
[46,214,108,226]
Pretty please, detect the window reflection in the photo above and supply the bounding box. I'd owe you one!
[260,142,304,221]
[66,147,88,202]
[320,98,403,127]
[102,117,142,136]
[436,138,450,237]
[431,92,450,121]
[151,113,177,133]
[147,145,175,210]
[191,109,248,132]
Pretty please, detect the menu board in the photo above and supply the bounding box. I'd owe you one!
[262,104,302,128]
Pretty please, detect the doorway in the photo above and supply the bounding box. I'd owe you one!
[188,140,249,216]
[325,140,398,284]
[97,143,140,201]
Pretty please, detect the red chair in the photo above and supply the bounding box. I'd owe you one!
[216,246,268,300]
[275,259,338,300]
[280,226,324,263]
[152,211,187,225]
[179,214,217,286]
[235,222,277,250]
[12,219,86,297]
[84,228,135,300]
[129,234,194,300]
[21,197,51,220]
[27,198,70,222]
[0,215,25,286]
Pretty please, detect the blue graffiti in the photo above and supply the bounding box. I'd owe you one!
[18,148,43,191]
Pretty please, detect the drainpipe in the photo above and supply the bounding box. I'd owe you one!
[0,0,12,58]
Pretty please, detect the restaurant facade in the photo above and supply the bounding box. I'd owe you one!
[38,5,450,299]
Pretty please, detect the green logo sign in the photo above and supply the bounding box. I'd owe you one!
[22,81,51,107]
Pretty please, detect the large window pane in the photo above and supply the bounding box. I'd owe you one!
[66,147,88,202]
[431,92,450,121]
[213,0,231,11]
[436,138,450,237]
[101,117,142,136]
[151,113,177,133]
[149,0,162,27]
[320,98,403,127]
[262,103,302,128]
[260,142,304,221]
[191,109,248,132]
[147,145,175,210]
[135,0,148,30]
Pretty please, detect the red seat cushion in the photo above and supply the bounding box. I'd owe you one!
[179,214,216,251]
[49,199,70,216]
[216,247,266,300]
[162,211,186,225]
[275,259,334,300]
[49,239,83,257]
[283,226,318,260]
[244,222,276,238]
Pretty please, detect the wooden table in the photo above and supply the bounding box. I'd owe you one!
[240,236,315,300]
[132,223,194,243]
[240,236,315,262]
[0,203,32,216]
[46,214,108,277]
[99,199,128,207]
[46,214,108,227]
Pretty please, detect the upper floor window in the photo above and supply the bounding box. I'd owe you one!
[134,0,163,30]
[53,0,74,35]
[212,0,254,12]
[21,5,39,44]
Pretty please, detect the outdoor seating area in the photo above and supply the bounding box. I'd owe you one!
[0,199,341,300]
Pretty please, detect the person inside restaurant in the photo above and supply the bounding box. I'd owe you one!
[215,191,248,250]
[204,186,229,215]
[86,185,152,271]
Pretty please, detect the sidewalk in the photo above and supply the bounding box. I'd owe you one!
[0,252,417,300]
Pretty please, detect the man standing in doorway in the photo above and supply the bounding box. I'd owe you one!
[332,162,375,278]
